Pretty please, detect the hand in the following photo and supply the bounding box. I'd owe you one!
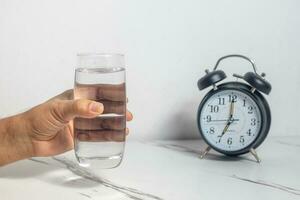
[22,89,133,157]
[73,83,129,142]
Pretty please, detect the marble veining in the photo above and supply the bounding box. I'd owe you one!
[276,140,300,148]
[79,192,92,199]
[151,143,202,156]
[30,157,163,199]
[230,175,300,196]
[150,140,300,197]
[52,157,163,200]
[1,137,300,200]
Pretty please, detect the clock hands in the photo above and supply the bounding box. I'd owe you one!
[220,100,235,138]
[221,121,231,135]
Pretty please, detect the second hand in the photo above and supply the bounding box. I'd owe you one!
[210,119,239,122]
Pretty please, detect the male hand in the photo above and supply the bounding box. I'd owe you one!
[21,89,133,157]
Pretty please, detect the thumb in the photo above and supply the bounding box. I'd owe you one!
[53,99,104,122]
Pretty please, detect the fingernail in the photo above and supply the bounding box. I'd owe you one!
[89,102,103,114]
[129,111,133,119]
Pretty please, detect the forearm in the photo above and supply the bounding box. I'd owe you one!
[0,114,33,166]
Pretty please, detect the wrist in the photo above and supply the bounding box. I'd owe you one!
[1,114,33,163]
[12,113,34,158]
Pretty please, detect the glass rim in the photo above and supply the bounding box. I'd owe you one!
[76,52,125,69]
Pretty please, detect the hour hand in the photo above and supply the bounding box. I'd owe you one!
[220,121,231,137]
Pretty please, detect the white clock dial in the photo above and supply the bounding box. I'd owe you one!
[199,90,262,152]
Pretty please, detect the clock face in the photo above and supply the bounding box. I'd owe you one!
[199,89,262,153]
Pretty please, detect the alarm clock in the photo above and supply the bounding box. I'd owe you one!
[197,54,271,162]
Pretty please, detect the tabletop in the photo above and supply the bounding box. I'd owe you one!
[0,136,299,200]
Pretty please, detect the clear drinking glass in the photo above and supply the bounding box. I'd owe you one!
[74,53,126,169]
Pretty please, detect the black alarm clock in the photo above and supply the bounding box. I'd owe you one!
[197,54,271,162]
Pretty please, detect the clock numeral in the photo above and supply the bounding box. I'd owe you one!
[206,115,211,122]
[209,105,219,113]
[227,137,232,145]
[251,118,256,126]
[209,127,215,134]
[247,129,252,136]
[218,97,225,105]
[228,95,237,103]
[217,135,222,143]
[243,99,246,107]
[240,136,245,143]
[248,106,254,114]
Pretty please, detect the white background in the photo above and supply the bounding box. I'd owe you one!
[0,0,299,140]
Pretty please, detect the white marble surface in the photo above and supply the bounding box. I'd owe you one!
[0,136,300,200]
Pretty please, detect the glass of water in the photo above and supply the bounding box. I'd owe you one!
[74,53,126,169]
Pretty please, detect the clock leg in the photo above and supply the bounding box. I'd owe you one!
[250,148,261,163]
[200,146,211,159]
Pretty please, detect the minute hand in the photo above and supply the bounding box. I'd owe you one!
[229,99,234,119]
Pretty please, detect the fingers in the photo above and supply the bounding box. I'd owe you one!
[54,99,104,122]
[75,129,125,142]
[75,130,126,142]
[74,112,131,142]
[74,115,125,130]
[74,111,132,130]
[101,100,125,114]
[74,83,126,102]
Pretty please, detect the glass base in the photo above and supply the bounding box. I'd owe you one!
[76,154,123,169]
